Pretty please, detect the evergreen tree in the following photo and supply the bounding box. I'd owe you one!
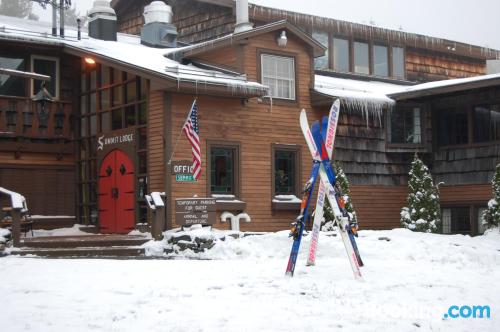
[321,161,358,230]
[0,0,33,19]
[482,163,500,228]
[401,154,440,233]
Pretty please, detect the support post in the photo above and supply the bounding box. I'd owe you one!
[11,209,21,247]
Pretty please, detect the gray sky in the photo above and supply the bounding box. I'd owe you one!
[33,0,500,50]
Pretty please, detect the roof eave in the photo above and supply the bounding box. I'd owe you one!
[388,76,500,100]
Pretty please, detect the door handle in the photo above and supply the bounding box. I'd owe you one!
[111,187,119,199]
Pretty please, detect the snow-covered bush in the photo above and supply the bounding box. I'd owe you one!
[401,154,440,233]
[482,163,500,228]
[322,161,358,229]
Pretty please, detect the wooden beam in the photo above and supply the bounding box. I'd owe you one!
[0,68,51,81]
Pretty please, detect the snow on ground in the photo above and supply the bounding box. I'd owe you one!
[1,228,499,332]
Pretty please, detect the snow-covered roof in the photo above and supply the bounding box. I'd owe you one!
[314,74,407,113]
[388,73,500,100]
[0,15,268,96]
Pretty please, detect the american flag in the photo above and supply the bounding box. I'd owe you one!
[182,100,201,180]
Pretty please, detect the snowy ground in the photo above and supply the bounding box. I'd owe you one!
[1,228,499,332]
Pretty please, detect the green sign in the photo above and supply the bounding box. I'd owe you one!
[176,174,196,182]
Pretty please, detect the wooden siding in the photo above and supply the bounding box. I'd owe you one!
[167,30,319,231]
[147,90,165,192]
[440,184,492,204]
[0,166,75,216]
[406,49,486,82]
[350,185,407,229]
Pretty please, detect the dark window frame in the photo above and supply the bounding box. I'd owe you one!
[271,143,302,197]
[441,204,486,236]
[206,140,241,198]
[387,103,425,148]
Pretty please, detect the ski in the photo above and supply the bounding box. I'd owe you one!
[310,120,363,279]
[285,160,321,276]
[305,100,340,266]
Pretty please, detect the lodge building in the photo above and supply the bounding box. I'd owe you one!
[0,0,499,237]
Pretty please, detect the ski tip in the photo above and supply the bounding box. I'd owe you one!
[285,271,294,277]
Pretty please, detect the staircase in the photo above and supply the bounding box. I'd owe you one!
[9,234,151,258]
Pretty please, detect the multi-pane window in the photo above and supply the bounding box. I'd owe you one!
[210,146,238,194]
[373,45,389,77]
[441,207,471,235]
[392,47,405,79]
[333,38,349,72]
[390,106,422,144]
[261,54,295,100]
[0,56,26,97]
[438,109,468,146]
[353,41,369,74]
[31,55,59,98]
[474,104,500,143]
[274,149,298,195]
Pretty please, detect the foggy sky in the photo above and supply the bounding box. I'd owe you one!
[32,0,500,50]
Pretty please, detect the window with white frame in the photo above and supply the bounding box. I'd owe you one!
[261,54,295,100]
[31,55,60,99]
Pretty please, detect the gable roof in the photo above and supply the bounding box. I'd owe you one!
[0,15,268,98]
[176,20,327,59]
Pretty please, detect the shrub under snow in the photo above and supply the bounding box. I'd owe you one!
[482,163,500,228]
[401,154,440,233]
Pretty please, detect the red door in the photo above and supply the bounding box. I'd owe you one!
[98,149,135,233]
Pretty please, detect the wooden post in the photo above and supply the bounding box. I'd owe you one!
[11,209,21,247]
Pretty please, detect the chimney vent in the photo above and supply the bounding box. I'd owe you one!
[234,0,253,34]
[88,0,117,41]
[140,1,178,48]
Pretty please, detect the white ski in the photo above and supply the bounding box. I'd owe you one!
[300,107,363,280]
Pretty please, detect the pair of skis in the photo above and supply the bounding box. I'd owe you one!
[285,100,363,279]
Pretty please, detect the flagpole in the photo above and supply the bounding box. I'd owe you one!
[167,98,197,165]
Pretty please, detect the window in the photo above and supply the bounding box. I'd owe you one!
[312,31,329,69]
[0,56,26,97]
[392,47,405,79]
[373,45,389,77]
[389,106,422,144]
[261,54,295,100]
[273,145,300,196]
[209,142,240,195]
[31,55,59,99]
[354,41,369,74]
[333,38,349,72]
[474,104,500,143]
[441,207,471,234]
[438,109,468,146]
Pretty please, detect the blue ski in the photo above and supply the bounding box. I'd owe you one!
[285,160,321,276]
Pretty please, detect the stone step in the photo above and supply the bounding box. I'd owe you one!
[10,246,146,258]
[20,235,150,249]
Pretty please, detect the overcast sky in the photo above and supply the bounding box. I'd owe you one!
[33,0,500,50]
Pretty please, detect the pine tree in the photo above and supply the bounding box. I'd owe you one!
[0,0,33,19]
[482,163,500,228]
[321,161,358,230]
[401,154,440,233]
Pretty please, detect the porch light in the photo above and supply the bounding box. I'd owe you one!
[32,81,54,122]
[277,30,287,48]
[85,57,96,65]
